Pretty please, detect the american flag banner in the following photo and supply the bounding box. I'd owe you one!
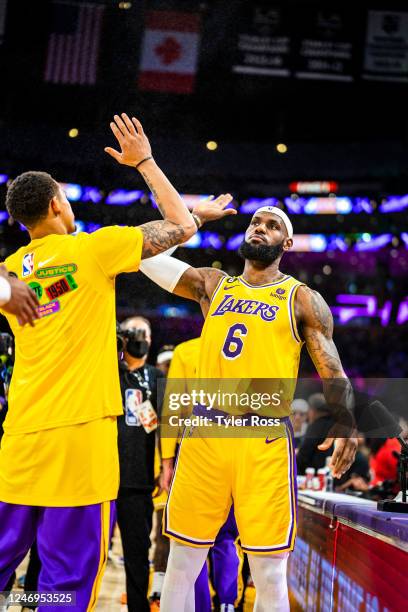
[138,11,201,94]
[44,1,105,85]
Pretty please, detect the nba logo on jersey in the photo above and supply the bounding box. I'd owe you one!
[22,253,34,277]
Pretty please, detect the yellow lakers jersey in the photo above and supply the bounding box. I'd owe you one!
[1,226,143,435]
[169,337,201,379]
[198,274,304,379]
[161,337,201,459]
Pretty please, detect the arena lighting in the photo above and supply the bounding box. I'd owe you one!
[85,223,102,233]
[355,198,374,213]
[206,141,218,151]
[239,198,279,214]
[73,220,85,234]
[303,197,353,215]
[276,143,287,154]
[183,232,202,248]
[354,234,393,251]
[0,174,8,184]
[401,233,408,247]
[289,181,338,194]
[157,304,190,317]
[284,198,303,214]
[379,195,408,213]
[0,212,8,222]
[226,233,245,251]
[201,232,223,249]
[60,183,82,202]
[293,234,327,252]
[331,294,408,327]
[285,196,373,214]
[326,236,348,252]
[106,189,144,205]
[82,186,104,203]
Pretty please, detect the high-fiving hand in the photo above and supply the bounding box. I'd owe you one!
[104,114,152,167]
[193,194,237,224]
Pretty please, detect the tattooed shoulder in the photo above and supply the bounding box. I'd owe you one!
[194,267,226,314]
[140,220,187,259]
[296,285,333,338]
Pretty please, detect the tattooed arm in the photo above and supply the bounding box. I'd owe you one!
[105,113,196,256]
[295,286,358,477]
[173,267,227,317]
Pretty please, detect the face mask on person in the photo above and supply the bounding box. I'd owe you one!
[124,328,150,358]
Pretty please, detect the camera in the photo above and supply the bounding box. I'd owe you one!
[117,325,149,358]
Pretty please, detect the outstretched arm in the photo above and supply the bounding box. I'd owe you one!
[138,195,236,316]
[139,255,226,318]
[295,285,357,477]
[105,113,196,257]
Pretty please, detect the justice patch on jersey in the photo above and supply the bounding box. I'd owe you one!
[35,263,77,279]
[45,274,78,301]
[22,253,34,277]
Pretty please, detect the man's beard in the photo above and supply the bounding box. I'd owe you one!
[238,239,284,265]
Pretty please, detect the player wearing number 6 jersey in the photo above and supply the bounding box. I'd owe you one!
[140,205,358,611]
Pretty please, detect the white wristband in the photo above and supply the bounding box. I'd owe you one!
[139,254,191,293]
[0,276,11,306]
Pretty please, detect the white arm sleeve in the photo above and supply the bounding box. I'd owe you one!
[0,277,11,306]
[139,251,191,293]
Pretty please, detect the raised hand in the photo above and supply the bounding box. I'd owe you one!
[0,265,40,327]
[104,114,152,167]
[193,194,237,225]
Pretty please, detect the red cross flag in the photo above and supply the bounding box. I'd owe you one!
[138,11,201,94]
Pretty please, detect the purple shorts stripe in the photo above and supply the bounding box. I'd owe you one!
[286,420,298,550]
[164,526,215,547]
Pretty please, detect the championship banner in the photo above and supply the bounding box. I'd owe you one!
[363,10,408,83]
[294,9,354,81]
[232,4,291,77]
[138,11,201,94]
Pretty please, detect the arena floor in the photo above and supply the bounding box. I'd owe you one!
[7,525,258,611]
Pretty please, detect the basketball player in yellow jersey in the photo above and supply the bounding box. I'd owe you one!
[139,206,358,611]
[0,114,235,610]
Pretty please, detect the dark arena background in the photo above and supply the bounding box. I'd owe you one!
[0,1,407,611]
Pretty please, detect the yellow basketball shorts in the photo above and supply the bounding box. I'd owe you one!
[163,423,297,555]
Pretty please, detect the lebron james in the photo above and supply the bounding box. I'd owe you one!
[140,205,358,611]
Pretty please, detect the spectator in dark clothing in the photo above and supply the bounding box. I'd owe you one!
[296,393,333,474]
[297,393,370,486]
[116,316,164,612]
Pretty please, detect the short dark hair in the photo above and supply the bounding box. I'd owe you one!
[6,171,59,227]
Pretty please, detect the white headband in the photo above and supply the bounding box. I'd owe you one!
[253,206,293,238]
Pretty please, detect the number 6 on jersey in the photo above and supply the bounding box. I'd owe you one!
[222,323,248,359]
